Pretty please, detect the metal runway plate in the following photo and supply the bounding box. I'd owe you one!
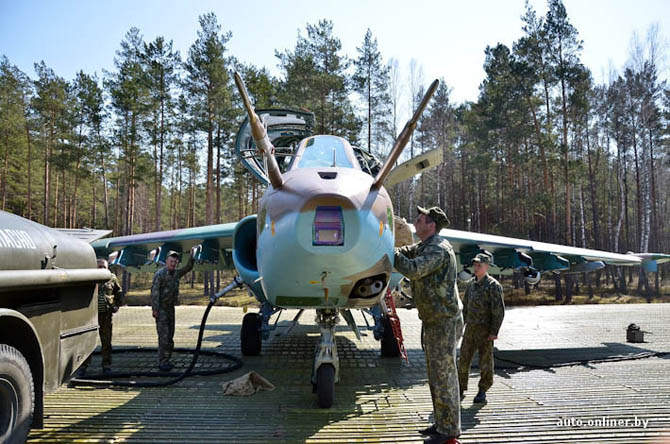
[28,304,670,443]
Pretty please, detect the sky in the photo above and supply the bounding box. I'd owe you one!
[1,0,669,106]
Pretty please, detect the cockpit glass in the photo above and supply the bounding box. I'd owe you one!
[297,136,354,169]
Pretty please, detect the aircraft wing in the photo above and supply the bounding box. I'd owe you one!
[385,148,443,188]
[399,222,666,276]
[90,223,237,273]
[630,253,670,272]
[440,228,646,274]
[55,228,113,243]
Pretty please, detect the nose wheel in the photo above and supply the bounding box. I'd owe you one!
[315,364,335,408]
[312,309,339,408]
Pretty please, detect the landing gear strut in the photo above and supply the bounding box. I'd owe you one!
[312,309,339,408]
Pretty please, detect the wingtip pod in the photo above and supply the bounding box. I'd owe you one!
[233,72,284,189]
[372,78,440,190]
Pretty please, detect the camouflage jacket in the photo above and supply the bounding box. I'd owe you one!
[98,273,123,314]
[394,234,462,324]
[150,255,195,312]
[462,274,505,336]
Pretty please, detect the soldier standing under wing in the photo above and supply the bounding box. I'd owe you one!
[394,206,463,444]
[457,251,505,404]
[151,247,197,371]
[78,259,123,376]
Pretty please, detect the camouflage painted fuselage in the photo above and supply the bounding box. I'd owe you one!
[254,136,395,309]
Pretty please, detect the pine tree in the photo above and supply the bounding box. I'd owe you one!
[106,27,151,235]
[352,29,391,154]
[184,12,232,228]
[276,19,360,141]
[143,36,181,231]
[0,57,31,215]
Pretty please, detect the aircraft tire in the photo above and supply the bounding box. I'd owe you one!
[0,344,34,444]
[241,313,262,356]
[380,316,401,357]
[316,364,335,408]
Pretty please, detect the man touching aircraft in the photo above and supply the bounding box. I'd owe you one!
[394,206,463,444]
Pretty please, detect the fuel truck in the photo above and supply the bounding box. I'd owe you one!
[0,210,110,443]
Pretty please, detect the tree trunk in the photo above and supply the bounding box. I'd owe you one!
[153,132,159,231]
[216,125,221,224]
[579,186,586,247]
[101,152,110,228]
[43,128,50,226]
[114,166,121,233]
[25,125,33,219]
[92,173,97,227]
[564,275,572,304]
[632,131,641,252]
[157,96,165,231]
[52,171,59,227]
[1,137,9,211]
[586,124,600,248]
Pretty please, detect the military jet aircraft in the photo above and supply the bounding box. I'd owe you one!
[91,73,670,408]
[91,74,439,407]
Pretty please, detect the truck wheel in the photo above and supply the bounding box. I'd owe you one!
[0,344,34,444]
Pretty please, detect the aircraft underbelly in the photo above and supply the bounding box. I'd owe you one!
[257,209,394,309]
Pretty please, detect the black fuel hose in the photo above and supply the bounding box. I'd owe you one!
[70,296,243,388]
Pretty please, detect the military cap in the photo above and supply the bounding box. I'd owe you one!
[417,206,450,230]
[167,250,181,259]
[472,251,495,266]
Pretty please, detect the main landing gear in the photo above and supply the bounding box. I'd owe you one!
[241,313,262,356]
[240,302,279,357]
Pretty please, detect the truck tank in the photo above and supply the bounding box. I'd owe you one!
[0,210,110,443]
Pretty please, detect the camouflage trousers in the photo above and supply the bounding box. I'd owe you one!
[156,305,176,366]
[457,323,494,393]
[82,311,113,369]
[423,313,464,437]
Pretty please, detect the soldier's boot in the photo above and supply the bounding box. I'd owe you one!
[159,362,173,372]
[419,424,437,436]
[473,390,487,403]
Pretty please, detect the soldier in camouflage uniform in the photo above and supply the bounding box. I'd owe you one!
[395,206,463,444]
[151,248,196,371]
[457,251,504,404]
[79,259,123,375]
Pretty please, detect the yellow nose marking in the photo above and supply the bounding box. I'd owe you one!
[379,221,384,237]
[271,221,276,236]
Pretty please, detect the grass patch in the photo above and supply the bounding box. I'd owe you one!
[121,269,670,308]
[502,279,670,306]
[123,270,258,307]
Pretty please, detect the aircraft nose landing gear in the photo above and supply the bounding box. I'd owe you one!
[312,309,340,408]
